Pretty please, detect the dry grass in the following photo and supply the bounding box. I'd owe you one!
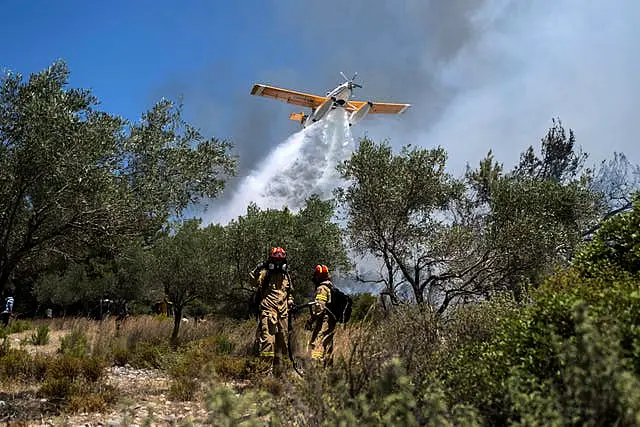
[7,328,69,356]
[1,312,385,424]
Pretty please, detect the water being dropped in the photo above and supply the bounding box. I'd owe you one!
[208,109,355,224]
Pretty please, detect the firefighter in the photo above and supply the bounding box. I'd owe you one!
[250,247,294,376]
[155,296,173,317]
[1,295,14,327]
[306,264,337,367]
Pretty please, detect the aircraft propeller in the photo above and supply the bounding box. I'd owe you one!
[341,71,363,89]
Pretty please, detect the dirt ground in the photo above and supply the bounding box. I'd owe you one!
[0,329,223,426]
[1,366,215,426]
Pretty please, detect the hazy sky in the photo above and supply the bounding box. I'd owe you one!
[2,0,639,205]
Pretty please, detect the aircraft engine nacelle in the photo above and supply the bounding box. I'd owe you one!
[348,101,373,127]
[311,97,335,122]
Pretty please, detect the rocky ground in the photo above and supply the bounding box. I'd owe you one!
[50,365,212,426]
[1,363,220,426]
[0,328,239,426]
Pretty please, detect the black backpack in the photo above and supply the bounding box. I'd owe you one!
[327,287,353,324]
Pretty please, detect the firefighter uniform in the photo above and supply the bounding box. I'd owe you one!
[309,278,337,365]
[250,257,294,374]
[1,296,14,327]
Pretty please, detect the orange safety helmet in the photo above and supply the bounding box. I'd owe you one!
[314,264,330,280]
[269,247,286,260]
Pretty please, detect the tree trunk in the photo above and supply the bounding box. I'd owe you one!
[0,264,13,295]
[383,255,400,304]
[412,284,425,304]
[171,305,183,346]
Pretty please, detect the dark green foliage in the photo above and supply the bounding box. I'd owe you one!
[488,176,596,286]
[436,268,640,425]
[0,60,236,295]
[573,192,640,277]
[338,137,490,307]
[465,119,600,294]
[513,117,587,183]
[349,292,381,323]
[150,219,219,342]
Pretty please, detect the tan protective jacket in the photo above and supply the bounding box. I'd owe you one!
[252,268,294,314]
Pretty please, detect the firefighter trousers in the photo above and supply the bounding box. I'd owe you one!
[309,315,336,365]
[258,308,289,369]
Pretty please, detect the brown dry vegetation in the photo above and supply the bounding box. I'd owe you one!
[0,314,325,425]
[0,306,456,425]
[3,265,640,426]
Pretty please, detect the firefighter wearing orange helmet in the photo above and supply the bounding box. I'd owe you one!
[249,247,294,375]
[306,264,336,366]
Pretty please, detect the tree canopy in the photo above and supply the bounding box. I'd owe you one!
[338,119,607,312]
[0,61,236,294]
[4,60,640,337]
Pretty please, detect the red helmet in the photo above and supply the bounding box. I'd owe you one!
[314,264,330,280]
[269,247,286,260]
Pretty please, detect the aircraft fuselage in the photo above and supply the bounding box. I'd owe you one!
[326,83,353,104]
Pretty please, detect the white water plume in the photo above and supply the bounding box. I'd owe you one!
[207,109,355,224]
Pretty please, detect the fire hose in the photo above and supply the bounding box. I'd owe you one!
[287,301,317,377]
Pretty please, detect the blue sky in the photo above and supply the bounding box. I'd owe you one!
[3,0,640,181]
[1,1,298,120]
[4,0,640,291]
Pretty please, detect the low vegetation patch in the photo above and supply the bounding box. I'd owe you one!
[30,324,50,346]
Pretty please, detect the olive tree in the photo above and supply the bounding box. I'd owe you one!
[467,118,600,292]
[0,61,236,294]
[150,219,220,342]
[336,137,491,310]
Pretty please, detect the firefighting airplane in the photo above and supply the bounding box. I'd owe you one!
[250,72,411,128]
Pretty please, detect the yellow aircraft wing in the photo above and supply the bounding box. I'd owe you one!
[346,100,411,114]
[288,112,306,122]
[250,84,327,109]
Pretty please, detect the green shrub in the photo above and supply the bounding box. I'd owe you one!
[168,340,270,402]
[67,388,118,413]
[349,293,383,323]
[0,319,33,336]
[572,192,640,277]
[437,270,640,424]
[59,329,90,357]
[212,355,270,380]
[129,341,172,369]
[205,385,275,426]
[30,324,50,345]
[111,343,131,367]
[168,346,211,401]
[277,357,481,427]
[39,354,114,413]
[0,349,36,380]
[198,334,236,356]
[503,303,640,425]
